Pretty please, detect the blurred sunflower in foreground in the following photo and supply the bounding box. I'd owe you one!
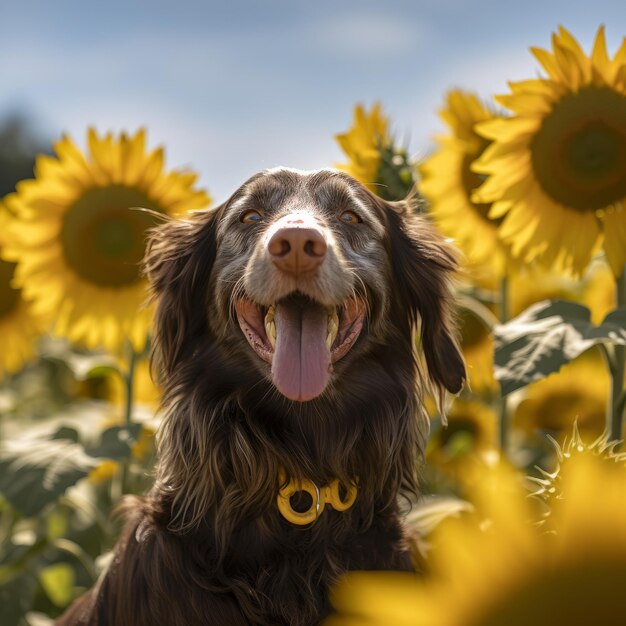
[473,26,626,276]
[420,90,507,276]
[327,454,626,626]
[532,423,626,513]
[335,103,416,201]
[4,129,210,353]
[0,206,43,378]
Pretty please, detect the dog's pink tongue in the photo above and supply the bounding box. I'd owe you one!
[271,301,331,401]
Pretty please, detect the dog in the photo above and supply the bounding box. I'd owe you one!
[58,167,465,626]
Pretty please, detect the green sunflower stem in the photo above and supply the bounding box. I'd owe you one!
[124,346,137,426]
[499,272,510,454]
[120,344,138,495]
[608,267,626,442]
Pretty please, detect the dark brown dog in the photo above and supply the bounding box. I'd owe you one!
[58,168,464,626]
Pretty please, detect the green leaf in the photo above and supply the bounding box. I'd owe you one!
[0,420,142,516]
[0,437,97,517]
[86,424,142,460]
[38,563,75,607]
[494,300,626,396]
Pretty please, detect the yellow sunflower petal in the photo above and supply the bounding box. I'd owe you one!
[602,207,626,276]
[475,116,541,142]
[531,46,567,83]
[555,26,591,84]
[420,90,507,274]
[0,209,44,377]
[591,25,612,82]
[335,103,390,189]
[495,92,554,116]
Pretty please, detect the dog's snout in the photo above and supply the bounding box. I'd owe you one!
[268,226,327,274]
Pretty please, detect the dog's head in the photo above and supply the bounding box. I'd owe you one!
[145,167,464,407]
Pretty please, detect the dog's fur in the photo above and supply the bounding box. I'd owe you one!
[58,168,465,626]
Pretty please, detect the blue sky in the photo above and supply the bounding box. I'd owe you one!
[1,0,625,202]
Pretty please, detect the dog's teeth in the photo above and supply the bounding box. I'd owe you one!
[327,308,339,350]
[264,305,277,348]
[267,320,276,348]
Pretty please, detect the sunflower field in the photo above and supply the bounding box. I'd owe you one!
[1,24,626,626]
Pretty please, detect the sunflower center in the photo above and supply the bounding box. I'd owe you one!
[474,560,626,626]
[531,86,626,212]
[61,186,164,287]
[567,123,619,175]
[0,259,20,318]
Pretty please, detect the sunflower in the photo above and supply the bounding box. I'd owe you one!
[0,206,43,378]
[4,129,210,353]
[427,399,498,486]
[327,454,626,626]
[473,26,626,277]
[420,90,507,275]
[336,103,415,201]
[513,351,609,436]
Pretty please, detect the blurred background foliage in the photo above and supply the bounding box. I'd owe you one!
[2,20,626,626]
[0,117,49,198]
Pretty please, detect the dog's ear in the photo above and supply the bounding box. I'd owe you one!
[144,207,221,378]
[381,197,465,397]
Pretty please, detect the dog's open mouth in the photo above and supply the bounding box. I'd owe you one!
[235,294,366,402]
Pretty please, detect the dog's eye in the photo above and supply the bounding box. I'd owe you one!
[339,210,362,225]
[240,210,263,224]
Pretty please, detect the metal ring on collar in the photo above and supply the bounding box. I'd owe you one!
[277,475,321,525]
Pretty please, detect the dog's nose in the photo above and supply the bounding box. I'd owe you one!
[268,226,327,274]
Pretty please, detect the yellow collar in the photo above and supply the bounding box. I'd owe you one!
[277,472,358,525]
